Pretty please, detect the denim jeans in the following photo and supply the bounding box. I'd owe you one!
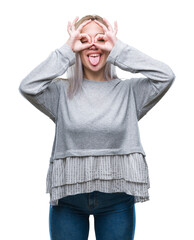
[49,191,136,240]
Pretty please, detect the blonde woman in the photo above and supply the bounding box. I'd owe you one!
[19,14,175,240]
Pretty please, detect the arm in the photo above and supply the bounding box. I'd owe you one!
[18,43,75,122]
[106,39,176,120]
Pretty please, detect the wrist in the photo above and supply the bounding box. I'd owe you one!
[66,39,73,50]
[113,37,119,46]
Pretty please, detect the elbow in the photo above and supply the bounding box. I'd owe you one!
[18,82,24,95]
[165,71,176,90]
[162,62,176,83]
[169,70,176,81]
[166,66,176,83]
[18,82,26,95]
[18,80,29,96]
[161,68,176,92]
[169,72,176,85]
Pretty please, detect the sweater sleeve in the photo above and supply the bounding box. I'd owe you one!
[106,39,176,120]
[18,43,75,122]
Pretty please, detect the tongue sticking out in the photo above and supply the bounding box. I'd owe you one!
[88,55,101,66]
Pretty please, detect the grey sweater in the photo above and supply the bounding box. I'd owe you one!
[19,39,175,163]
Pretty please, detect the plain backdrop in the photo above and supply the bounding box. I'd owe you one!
[0,0,193,239]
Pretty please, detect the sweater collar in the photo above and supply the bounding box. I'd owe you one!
[83,77,121,84]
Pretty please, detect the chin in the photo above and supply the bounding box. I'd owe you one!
[89,64,104,70]
[86,64,105,73]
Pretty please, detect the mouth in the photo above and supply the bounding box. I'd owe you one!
[87,53,102,66]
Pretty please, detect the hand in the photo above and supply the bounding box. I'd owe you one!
[93,18,118,52]
[66,16,94,53]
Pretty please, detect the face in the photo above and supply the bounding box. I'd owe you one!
[79,21,109,74]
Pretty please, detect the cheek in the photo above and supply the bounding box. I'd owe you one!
[79,53,86,66]
[102,52,109,62]
[79,52,87,62]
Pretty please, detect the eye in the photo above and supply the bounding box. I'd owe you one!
[81,39,88,43]
[98,39,104,41]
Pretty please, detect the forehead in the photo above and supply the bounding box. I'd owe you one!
[80,21,104,35]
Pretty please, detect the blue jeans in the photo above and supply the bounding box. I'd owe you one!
[49,191,136,240]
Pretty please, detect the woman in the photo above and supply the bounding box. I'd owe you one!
[19,14,175,240]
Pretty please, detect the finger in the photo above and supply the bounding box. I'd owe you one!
[77,19,92,32]
[114,21,118,35]
[71,16,79,31]
[102,18,113,32]
[80,42,94,51]
[93,19,108,33]
[94,34,106,43]
[67,21,72,35]
[80,33,91,43]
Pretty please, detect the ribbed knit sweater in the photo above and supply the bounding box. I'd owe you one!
[18,39,175,205]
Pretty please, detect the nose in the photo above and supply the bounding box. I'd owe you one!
[89,44,98,50]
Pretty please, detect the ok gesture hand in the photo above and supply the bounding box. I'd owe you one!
[66,16,93,53]
[93,18,118,52]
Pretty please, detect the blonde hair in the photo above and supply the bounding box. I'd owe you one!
[62,14,118,99]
